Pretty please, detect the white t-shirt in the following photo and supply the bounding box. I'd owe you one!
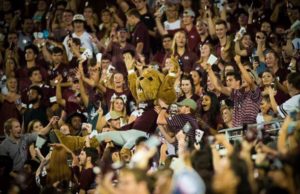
[164,19,181,31]
[277,94,300,118]
[63,31,98,61]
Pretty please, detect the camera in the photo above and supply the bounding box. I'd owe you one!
[169,103,178,116]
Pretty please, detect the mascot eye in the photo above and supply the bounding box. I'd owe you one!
[139,77,144,80]
[148,77,153,81]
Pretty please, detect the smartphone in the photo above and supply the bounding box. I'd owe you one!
[253,56,259,63]
[159,4,166,15]
[182,122,192,134]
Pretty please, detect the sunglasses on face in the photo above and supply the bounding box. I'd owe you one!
[256,36,265,39]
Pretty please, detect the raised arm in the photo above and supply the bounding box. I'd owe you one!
[55,75,66,107]
[78,71,89,108]
[234,55,255,89]
[154,11,168,36]
[38,116,59,136]
[266,87,279,114]
[204,63,232,96]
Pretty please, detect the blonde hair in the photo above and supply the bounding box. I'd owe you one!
[27,119,41,133]
[4,118,19,136]
[110,96,127,118]
[171,30,188,56]
[197,42,215,65]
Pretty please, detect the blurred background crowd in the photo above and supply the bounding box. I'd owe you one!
[0,0,300,193]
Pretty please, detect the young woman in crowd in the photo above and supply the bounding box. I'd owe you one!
[2,57,19,79]
[235,33,254,63]
[190,69,206,97]
[83,6,99,33]
[96,96,129,132]
[0,77,21,135]
[252,31,269,75]
[220,105,233,129]
[169,30,198,73]
[256,95,278,125]
[198,91,223,135]
[97,71,132,111]
[177,74,200,102]
[196,43,214,70]
[260,69,290,105]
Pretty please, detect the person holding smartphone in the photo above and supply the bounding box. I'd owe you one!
[157,98,200,145]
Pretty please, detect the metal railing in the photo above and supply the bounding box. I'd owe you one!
[218,120,284,142]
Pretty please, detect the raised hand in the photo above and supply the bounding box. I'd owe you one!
[123,53,135,70]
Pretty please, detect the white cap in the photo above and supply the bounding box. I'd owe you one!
[73,14,85,22]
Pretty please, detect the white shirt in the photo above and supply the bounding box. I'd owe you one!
[277,94,300,118]
[164,19,181,31]
[63,31,98,61]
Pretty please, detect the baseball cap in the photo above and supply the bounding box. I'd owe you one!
[177,99,197,111]
[73,14,85,22]
[109,111,123,120]
[183,9,195,17]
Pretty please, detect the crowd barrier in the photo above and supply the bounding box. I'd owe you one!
[218,120,284,143]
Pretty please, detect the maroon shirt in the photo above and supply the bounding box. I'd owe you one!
[152,50,171,68]
[78,168,95,191]
[16,66,49,89]
[166,50,198,73]
[231,87,262,127]
[48,63,70,83]
[275,68,290,84]
[120,102,158,134]
[21,84,55,106]
[186,26,200,52]
[106,42,136,75]
[104,88,132,110]
[131,21,150,59]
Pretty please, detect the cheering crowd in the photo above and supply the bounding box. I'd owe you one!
[0,0,300,193]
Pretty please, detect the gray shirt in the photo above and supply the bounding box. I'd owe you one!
[0,133,37,171]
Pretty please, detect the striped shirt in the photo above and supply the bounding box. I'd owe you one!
[231,87,262,127]
[167,113,199,143]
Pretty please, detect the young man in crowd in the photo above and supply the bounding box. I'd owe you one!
[126,8,150,61]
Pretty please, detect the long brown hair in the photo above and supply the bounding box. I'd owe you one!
[46,146,72,186]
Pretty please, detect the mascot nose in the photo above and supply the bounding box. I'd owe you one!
[139,77,144,80]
